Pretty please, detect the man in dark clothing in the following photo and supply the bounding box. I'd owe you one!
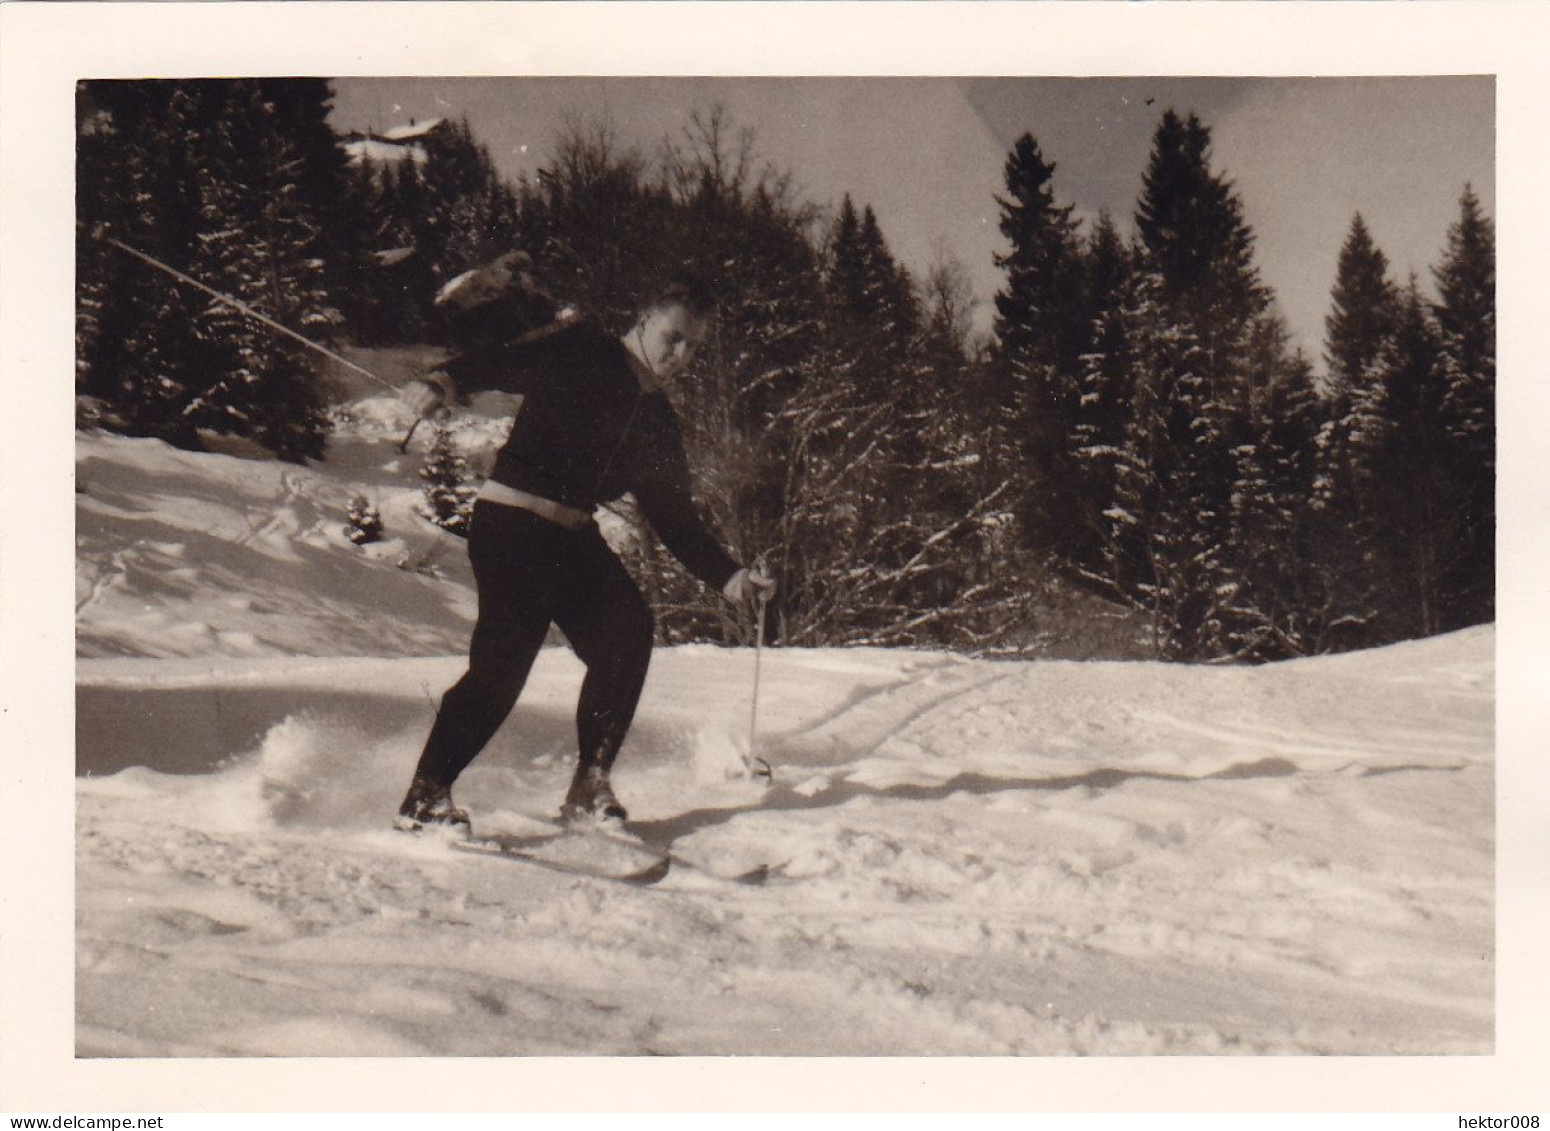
[394,278,773,832]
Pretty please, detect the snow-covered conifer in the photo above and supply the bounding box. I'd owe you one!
[1324,214,1398,399]
[183,80,333,463]
[1431,186,1495,628]
[1303,215,1404,652]
[418,424,477,537]
[990,133,1088,561]
[1367,279,1464,639]
[344,495,385,545]
[1226,319,1328,658]
[1108,109,1277,658]
[1135,109,1269,382]
[76,83,207,446]
[1071,215,1142,586]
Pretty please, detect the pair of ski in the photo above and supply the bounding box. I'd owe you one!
[449,813,771,888]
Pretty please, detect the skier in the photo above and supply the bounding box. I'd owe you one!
[394,273,775,832]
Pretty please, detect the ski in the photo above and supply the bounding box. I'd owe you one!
[448,816,773,889]
[452,829,671,885]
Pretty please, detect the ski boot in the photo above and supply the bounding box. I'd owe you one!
[394,775,472,834]
[559,767,628,827]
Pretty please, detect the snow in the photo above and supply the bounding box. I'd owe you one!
[342,137,428,167]
[78,636,1495,1057]
[76,431,479,658]
[381,118,446,142]
[68,423,1498,1059]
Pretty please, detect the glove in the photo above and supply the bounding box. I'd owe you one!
[723,562,776,604]
[400,373,455,418]
[434,250,536,312]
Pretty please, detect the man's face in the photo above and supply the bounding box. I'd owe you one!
[633,302,708,386]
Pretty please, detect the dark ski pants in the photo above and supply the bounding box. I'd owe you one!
[412,500,654,790]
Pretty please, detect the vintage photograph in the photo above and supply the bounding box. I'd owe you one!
[69,72,1497,1059]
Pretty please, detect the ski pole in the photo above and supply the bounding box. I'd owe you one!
[398,418,424,453]
[745,560,773,781]
[94,229,425,448]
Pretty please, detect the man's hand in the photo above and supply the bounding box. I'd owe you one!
[400,374,454,419]
[724,561,777,604]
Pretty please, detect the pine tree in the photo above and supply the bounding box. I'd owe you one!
[1136,110,1269,388]
[1227,318,1326,658]
[815,200,1006,649]
[859,206,919,367]
[1120,109,1271,657]
[1307,405,1384,652]
[1071,214,1141,586]
[344,494,385,545]
[336,155,397,343]
[77,79,345,456]
[184,80,331,462]
[1431,185,1495,628]
[759,194,910,646]
[1110,292,1238,659]
[1433,187,1495,443]
[418,117,524,286]
[418,424,477,536]
[826,197,917,396]
[260,79,355,337]
[990,133,1087,560]
[1324,213,1398,398]
[76,85,127,401]
[898,252,1035,651]
[77,81,207,445]
[1307,212,1401,652]
[1369,279,1464,639]
[624,109,1028,653]
[367,159,435,342]
[827,195,867,314]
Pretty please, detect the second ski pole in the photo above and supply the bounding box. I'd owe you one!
[745,568,773,781]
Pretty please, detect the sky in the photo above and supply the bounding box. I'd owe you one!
[329,76,1493,367]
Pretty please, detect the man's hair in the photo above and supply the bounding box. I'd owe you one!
[646,272,717,321]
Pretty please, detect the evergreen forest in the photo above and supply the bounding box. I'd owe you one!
[75,80,1496,661]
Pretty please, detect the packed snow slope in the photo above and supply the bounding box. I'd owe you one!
[75,428,1494,1056]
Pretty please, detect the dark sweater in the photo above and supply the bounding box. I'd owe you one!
[436,321,739,591]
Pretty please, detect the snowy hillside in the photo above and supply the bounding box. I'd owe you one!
[75,408,508,658]
[73,425,1495,1056]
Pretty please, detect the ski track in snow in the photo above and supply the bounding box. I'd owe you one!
[73,431,1495,1057]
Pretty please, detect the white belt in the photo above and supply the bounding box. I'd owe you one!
[478,481,593,529]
